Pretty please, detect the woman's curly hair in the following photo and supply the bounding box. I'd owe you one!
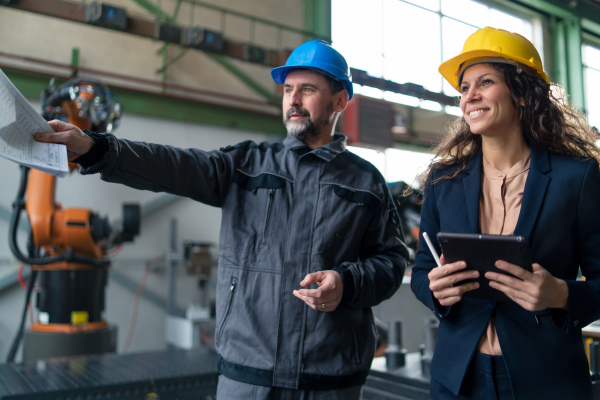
[419,63,600,189]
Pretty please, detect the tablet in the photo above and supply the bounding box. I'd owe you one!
[436,232,533,302]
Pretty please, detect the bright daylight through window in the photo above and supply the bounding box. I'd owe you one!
[583,44,600,132]
[332,0,537,188]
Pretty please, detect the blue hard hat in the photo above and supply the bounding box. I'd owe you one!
[271,40,353,100]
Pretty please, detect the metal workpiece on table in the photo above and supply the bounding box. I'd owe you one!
[419,317,439,379]
[385,320,408,370]
[364,353,431,400]
[365,317,436,399]
[592,341,600,381]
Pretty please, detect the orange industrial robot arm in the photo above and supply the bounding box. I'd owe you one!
[6,77,137,363]
[27,92,106,260]
[9,78,135,268]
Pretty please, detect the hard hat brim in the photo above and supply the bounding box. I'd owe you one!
[270,66,289,85]
[439,49,549,92]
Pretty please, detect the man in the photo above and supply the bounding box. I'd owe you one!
[35,40,409,399]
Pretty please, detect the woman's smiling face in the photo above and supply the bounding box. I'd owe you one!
[459,63,521,138]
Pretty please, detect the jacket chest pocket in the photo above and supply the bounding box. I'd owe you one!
[221,171,288,253]
[316,183,382,256]
[332,185,380,210]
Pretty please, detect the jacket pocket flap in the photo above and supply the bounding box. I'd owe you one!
[333,185,380,210]
[234,171,287,191]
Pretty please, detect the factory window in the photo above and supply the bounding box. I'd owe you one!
[583,43,600,131]
[334,0,537,186]
[348,146,433,188]
[331,0,536,99]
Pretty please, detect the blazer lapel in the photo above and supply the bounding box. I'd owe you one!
[463,152,483,233]
[514,145,551,238]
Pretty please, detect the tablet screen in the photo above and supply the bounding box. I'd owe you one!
[437,232,532,302]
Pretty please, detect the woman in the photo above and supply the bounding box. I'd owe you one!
[411,26,600,400]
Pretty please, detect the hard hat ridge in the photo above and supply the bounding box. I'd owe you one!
[271,40,353,100]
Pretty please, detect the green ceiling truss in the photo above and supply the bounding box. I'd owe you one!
[131,0,279,104]
[4,69,284,134]
[551,17,585,109]
[304,0,332,42]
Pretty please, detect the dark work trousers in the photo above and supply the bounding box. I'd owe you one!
[429,353,514,400]
[216,375,363,400]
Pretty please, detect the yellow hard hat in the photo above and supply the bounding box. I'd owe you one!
[439,26,549,92]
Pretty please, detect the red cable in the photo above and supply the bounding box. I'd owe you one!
[17,262,28,289]
[18,262,38,291]
[121,256,162,353]
[108,244,123,258]
[18,263,36,324]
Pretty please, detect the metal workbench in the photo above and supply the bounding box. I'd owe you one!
[0,348,218,399]
[2,348,600,399]
[0,349,430,400]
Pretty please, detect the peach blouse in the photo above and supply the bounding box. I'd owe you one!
[477,153,531,355]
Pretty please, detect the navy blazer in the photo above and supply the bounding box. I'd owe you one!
[411,145,600,399]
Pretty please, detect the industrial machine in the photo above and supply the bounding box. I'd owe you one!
[7,77,139,362]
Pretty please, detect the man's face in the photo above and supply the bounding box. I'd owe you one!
[282,69,335,141]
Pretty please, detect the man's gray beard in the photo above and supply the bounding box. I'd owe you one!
[284,104,333,140]
[285,119,319,140]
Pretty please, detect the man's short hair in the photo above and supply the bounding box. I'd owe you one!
[323,74,346,96]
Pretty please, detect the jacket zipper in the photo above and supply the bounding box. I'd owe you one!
[216,277,237,347]
[263,189,275,239]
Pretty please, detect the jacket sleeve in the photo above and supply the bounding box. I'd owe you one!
[79,134,235,208]
[410,173,458,320]
[562,159,600,331]
[334,187,409,308]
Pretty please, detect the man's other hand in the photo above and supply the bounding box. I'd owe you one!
[293,270,343,312]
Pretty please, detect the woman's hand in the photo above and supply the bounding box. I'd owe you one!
[486,262,568,311]
[428,255,480,306]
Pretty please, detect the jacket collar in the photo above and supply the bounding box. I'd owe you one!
[462,144,551,237]
[283,133,348,162]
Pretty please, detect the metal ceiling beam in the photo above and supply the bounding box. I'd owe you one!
[551,17,585,109]
[145,0,329,40]
[527,0,600,19]
[502,0,600,33]
[0,62,285,134]
[491,0,597,111]
[351,69,458,107]
[304,0,331,41]
[130,0,280,103]
[1,1,456,107]
[3,0,285,68]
